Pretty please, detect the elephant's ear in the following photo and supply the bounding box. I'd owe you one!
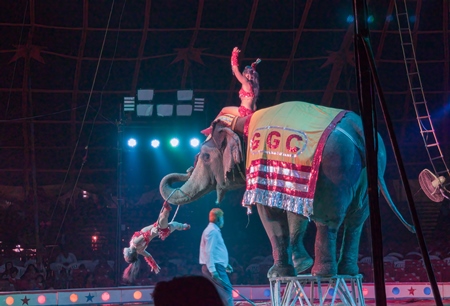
[221,127,243,182]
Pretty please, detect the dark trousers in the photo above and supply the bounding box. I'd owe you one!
[202,264,234,306]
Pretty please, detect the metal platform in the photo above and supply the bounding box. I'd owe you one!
[269,274,365,306]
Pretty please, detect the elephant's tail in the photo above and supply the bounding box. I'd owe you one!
[336,112,415,233]
[378,176,416,233]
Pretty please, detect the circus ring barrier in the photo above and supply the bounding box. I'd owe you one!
[1,279,450,305]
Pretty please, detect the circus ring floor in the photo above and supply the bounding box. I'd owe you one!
[1,281,450,306]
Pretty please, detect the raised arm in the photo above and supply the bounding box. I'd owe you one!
[231,47,252,92]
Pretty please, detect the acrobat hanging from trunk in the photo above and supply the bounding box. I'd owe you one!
[122,202,190,283]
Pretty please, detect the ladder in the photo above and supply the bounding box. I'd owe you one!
[394,0,450,184]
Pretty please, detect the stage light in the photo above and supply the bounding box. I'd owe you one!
[124,97,135,112]
[362,287,369,296]
[170,138,179,147]
[70,294,78,302]
[137,89,154,101]
[156,104,174,117]
[194,97,205,112]
[101,292,110,301]
[346,15,354,23]
[37,295,46,304]
[151,139,160,148]
[137,104,154,117]
[367,15,374,23]
[6,297,14,305]
[190,138,200,147]
[176,90,194,116]
[177,90,193,101]
[176,104,193,116]
[127,138,137,147]
[133,291,142,300]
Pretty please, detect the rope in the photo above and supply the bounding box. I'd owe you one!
[162,188,192,223]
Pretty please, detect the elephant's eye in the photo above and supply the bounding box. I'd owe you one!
[202,153,210,162]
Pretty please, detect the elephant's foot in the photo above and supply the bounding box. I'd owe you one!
[267,263,296,278]
[337,261,359,276]
[311,262,337,277]
[293,257,313,275]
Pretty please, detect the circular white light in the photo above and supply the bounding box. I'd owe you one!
[151,139,160,148]
[190,138,200,147]
[170,138,179,147]
[127,138,137,147]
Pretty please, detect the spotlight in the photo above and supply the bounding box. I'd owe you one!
[346,15,354,23]
[170,138,179,147]
[151,139,160,148]
[190,138,200,147]
[127,138,137,148]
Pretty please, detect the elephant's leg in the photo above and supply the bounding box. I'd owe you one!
[311,122,365,277]
[338,173,369,275]
[257,205,295,278]
[287,212,313,274]
[337,218,365,276]
[311,222,339,276]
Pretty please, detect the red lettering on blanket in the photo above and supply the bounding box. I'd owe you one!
[251,132,261,151]
[287,134,303,153]
[267,131,281,149]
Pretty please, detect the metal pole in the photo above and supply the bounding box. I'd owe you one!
[352,0,386,304]
[115,106,124,286]
[358,20,444,306]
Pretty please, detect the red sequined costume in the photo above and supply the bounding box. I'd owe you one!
[132,230,151,244]
[152,221,171,240]
[131,230,159,272]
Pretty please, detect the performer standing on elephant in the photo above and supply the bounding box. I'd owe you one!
[199,208,234,306]
[201,47,261,136]
[122,202,190,283]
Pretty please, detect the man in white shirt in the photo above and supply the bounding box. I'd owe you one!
[199,208,234,306]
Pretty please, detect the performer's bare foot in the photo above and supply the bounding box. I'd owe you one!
[183,223,191,230]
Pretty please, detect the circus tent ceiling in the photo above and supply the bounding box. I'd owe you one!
[0,0,448,202]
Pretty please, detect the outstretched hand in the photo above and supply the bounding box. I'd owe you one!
[152,263,161,274]
[233,46,241,53]
[145,256,161,274]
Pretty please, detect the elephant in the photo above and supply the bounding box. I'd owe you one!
[160,101,414,278]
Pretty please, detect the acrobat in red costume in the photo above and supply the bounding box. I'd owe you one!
[122,202,190,283]
[201,47,261,136]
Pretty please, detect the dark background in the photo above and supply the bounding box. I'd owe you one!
[0,0,448,273]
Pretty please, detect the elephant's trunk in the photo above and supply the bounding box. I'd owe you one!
[159,172,214,205]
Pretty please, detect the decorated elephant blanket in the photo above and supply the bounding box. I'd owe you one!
[242,101,347,217]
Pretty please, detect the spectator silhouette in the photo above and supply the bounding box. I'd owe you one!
[35,274,46,290]
[55,246,77,267]
[84,272,95,288]
[0,261,14,280]
[20,264,39,290]
[6,267,20,291]
[71,264,88,288]
[93,258,114,287]
[152,275,224,306]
